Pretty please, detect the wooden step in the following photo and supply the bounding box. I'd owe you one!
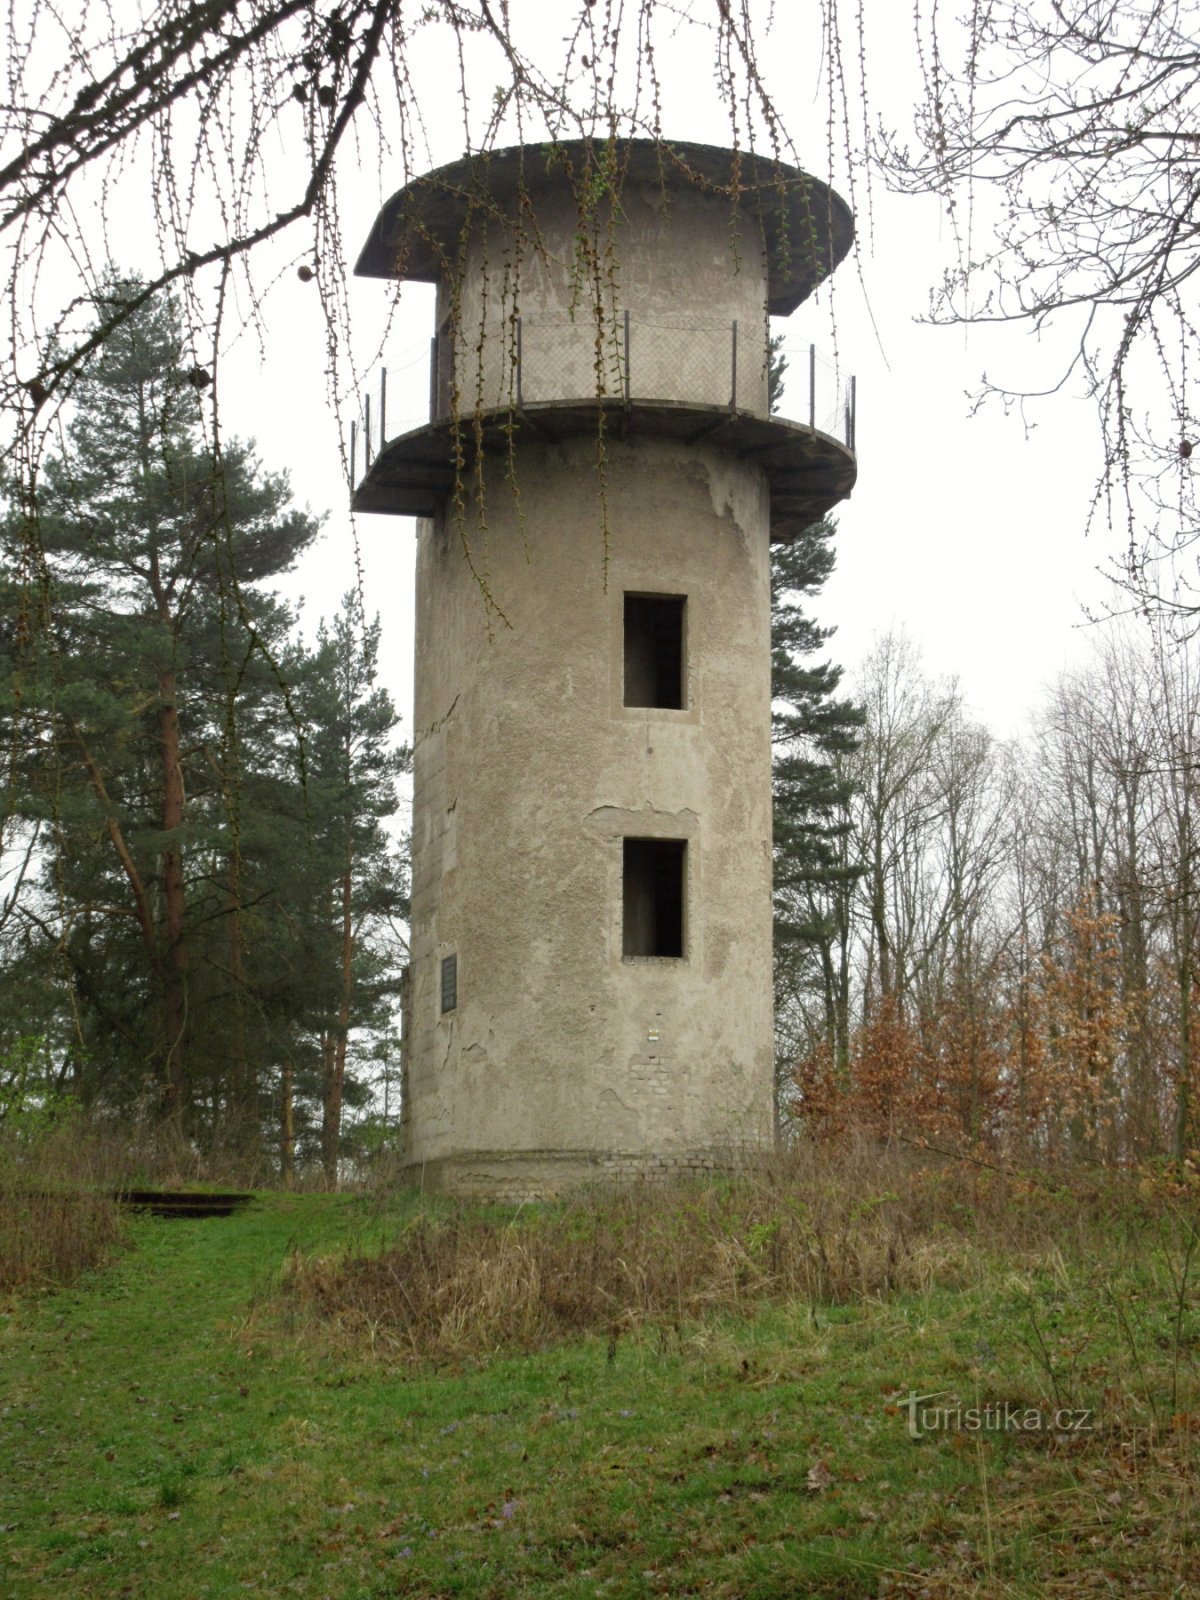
[114,1189,256,1219]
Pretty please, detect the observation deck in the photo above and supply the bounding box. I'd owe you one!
[349,139,857,541]
[350,318,856,542]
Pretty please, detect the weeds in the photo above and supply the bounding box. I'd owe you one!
[0,1186,124,1296]
[0,1090,284,1296]
[282,1142,1188,1365]
[0,1101,125,1296]
[1,1165,1197,1597]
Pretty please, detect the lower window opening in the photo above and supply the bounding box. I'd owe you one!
[623,838,686,958]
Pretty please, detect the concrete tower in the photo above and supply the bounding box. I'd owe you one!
[353,141,856,1197]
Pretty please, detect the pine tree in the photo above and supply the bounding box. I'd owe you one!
[3,275,318,1129]
[292,596,410,1185]
[767,331,865,1085]
[771,520,865,1080]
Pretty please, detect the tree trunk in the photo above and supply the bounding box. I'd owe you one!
[226,853,254,1147]
[158,667,188,1123]
[321,859,354,1189]
[320,1028,339,1187]
[73,727,158,963]
[280,1059,295,1189]
[1177,794,1194,1174]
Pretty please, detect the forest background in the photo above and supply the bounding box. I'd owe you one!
[2,0,1198,1181]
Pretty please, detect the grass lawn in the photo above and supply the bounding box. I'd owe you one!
[1,1181,1197,1598]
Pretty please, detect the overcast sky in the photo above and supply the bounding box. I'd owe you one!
[210,0,1121,745]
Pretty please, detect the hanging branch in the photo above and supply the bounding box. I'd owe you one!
[881,0,1200,616]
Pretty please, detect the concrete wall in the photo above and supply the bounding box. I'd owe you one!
[405,433,775,1196]
[435,178,770,419]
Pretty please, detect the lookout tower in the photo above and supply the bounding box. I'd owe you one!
[354,140,857,1197]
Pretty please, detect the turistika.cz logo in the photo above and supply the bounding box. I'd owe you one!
[897,1390,1095,1441]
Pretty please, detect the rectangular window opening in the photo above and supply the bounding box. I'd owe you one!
[623,838,686,958]
[440,953,458,1014]
[624,594,685,709]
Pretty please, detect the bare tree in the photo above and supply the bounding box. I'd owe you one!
[1002,749,1068,1154]
[0,0,863,477]
[1033,625,1200,1157]
[847,632,959,1018]
[887,1,1200,609]
[1139,625,1200,1163]
[788,618,1200,1164]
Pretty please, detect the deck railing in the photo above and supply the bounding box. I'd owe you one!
[350,320,855,484]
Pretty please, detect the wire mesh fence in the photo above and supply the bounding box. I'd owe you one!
[350,337,430,483]
[352,320,855,483]
[773,343,857,450]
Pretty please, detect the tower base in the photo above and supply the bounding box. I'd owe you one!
[396,1140,775,1203]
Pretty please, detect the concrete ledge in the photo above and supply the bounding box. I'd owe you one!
[352,399,855,540]
[397,1144,774,1203]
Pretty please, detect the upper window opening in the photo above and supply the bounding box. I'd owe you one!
[624,594,685,709]
[623,838,686,959]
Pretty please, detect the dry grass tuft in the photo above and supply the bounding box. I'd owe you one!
[0,1112,127,1296]
[0,1186,124,1296]
[283,1142,1161,1362]
[34,1108,275,1191]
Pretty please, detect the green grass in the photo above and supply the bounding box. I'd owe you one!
[1,1181,1197,1598]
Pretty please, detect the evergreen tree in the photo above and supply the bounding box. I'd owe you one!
[770,521,865,1081]
[767,330,865,1080]
[290,595,411,1185]
[2,275,319,1129]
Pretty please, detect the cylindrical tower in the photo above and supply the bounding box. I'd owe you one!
[354,141,856,1197]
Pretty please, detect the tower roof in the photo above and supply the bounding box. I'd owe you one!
[355,139,853,317]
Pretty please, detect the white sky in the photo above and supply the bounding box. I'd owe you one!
[211,1,1120,746]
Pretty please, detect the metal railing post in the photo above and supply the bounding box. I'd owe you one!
[364,393,372,465]
[849,375,857,450]
[730,319,738,411]
[350,420,357,487]
[380,367,387,446]
[429,336,437,419]
[516,315,523,408]
[809,343,816,430]
[623,308,631,403]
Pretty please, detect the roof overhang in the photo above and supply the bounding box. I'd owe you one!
[355,139,854,317]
